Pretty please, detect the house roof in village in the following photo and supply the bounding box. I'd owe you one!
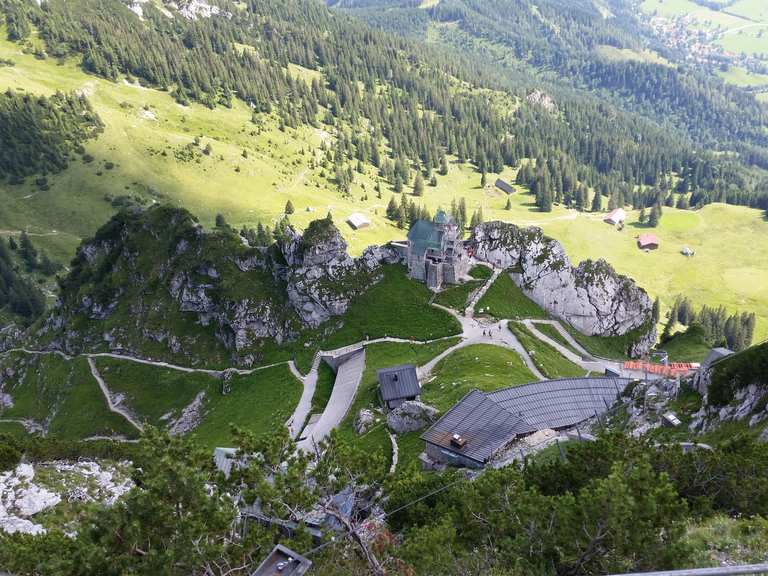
[378,364,420,401]
[422,377,630,464]
[605,208,626,223]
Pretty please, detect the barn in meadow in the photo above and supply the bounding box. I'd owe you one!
[495,179,515,195]
[637,233,659,250]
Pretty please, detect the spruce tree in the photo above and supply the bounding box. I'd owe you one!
[285,200,295,215]
[413,173,424,197]
[18,231,37,270]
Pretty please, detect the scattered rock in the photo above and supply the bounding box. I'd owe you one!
[387,401,438,434]
[354,409,376,435]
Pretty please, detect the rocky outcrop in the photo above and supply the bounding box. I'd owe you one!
[34,207,398,365]
[471,222,655,356]
[354,409,376,435]
[387,401,439,434]
[690,384,768,433]
[277,220,373,328]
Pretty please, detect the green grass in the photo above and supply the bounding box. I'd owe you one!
[563,322,651,360]
[508,322,586,379]
[468,264,493,280]
[190,365,302,449]
[334,339,461,477]
[319,265,461,349]
[310,362,335,414]
[421,344,536,411]
[0,352,137,440]
[661,325,712,363]
[394,430,426,474]
[476,272,548,320]
[533,322,584,359]
[433,279,483,311]
[94,358,219,427]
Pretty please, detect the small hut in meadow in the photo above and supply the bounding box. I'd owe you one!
[637,234,659,250]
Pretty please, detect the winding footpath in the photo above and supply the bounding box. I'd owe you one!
[86,357,145,433]
[0,267,633,453]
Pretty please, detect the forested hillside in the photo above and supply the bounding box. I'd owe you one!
[2,0,765,213]
[0,89,102,183]
[331,0,768,208]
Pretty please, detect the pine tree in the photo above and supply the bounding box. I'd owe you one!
[413,173,424,197]
[285,200,295,215]
[18,231,37,270]
[591,191,602,212]
[439,154,448,176]
[505,197,512,211]
[649,205,660,227]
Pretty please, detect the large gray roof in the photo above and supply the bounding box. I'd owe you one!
[421,389,532,465]
[421,377,630,464]
[487,378,626,431]
[378,364,420,402]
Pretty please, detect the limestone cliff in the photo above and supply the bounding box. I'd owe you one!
[471,221,655,356]
[33,207,391,366]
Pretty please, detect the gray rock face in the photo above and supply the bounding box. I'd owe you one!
[278,222,381,328]
[387,401,439,434]
[471,222,655,356]
[690,384,768,433]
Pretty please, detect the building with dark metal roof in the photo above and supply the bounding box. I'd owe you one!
[421,377,630,468]
[378,364,421,410]
[495,179,515,195]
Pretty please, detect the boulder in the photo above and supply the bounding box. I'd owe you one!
[471,222,655,356]
[387,401,439,434]
[355,409,376,435]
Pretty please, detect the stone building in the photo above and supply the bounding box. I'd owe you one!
[405,210,469,289]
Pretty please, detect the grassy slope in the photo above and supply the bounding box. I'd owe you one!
[421,344,536,411]
[318,265,462,350]
[334,339,461,477]
[661,326,713,363]
[433,279,482,311]
[0,352,137,440]
[190,365,302,449]
[476,272,549,320]
[507,322,586,379]
[533,322,584,359]
[2,28,768,342]
[94,358,220,427]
